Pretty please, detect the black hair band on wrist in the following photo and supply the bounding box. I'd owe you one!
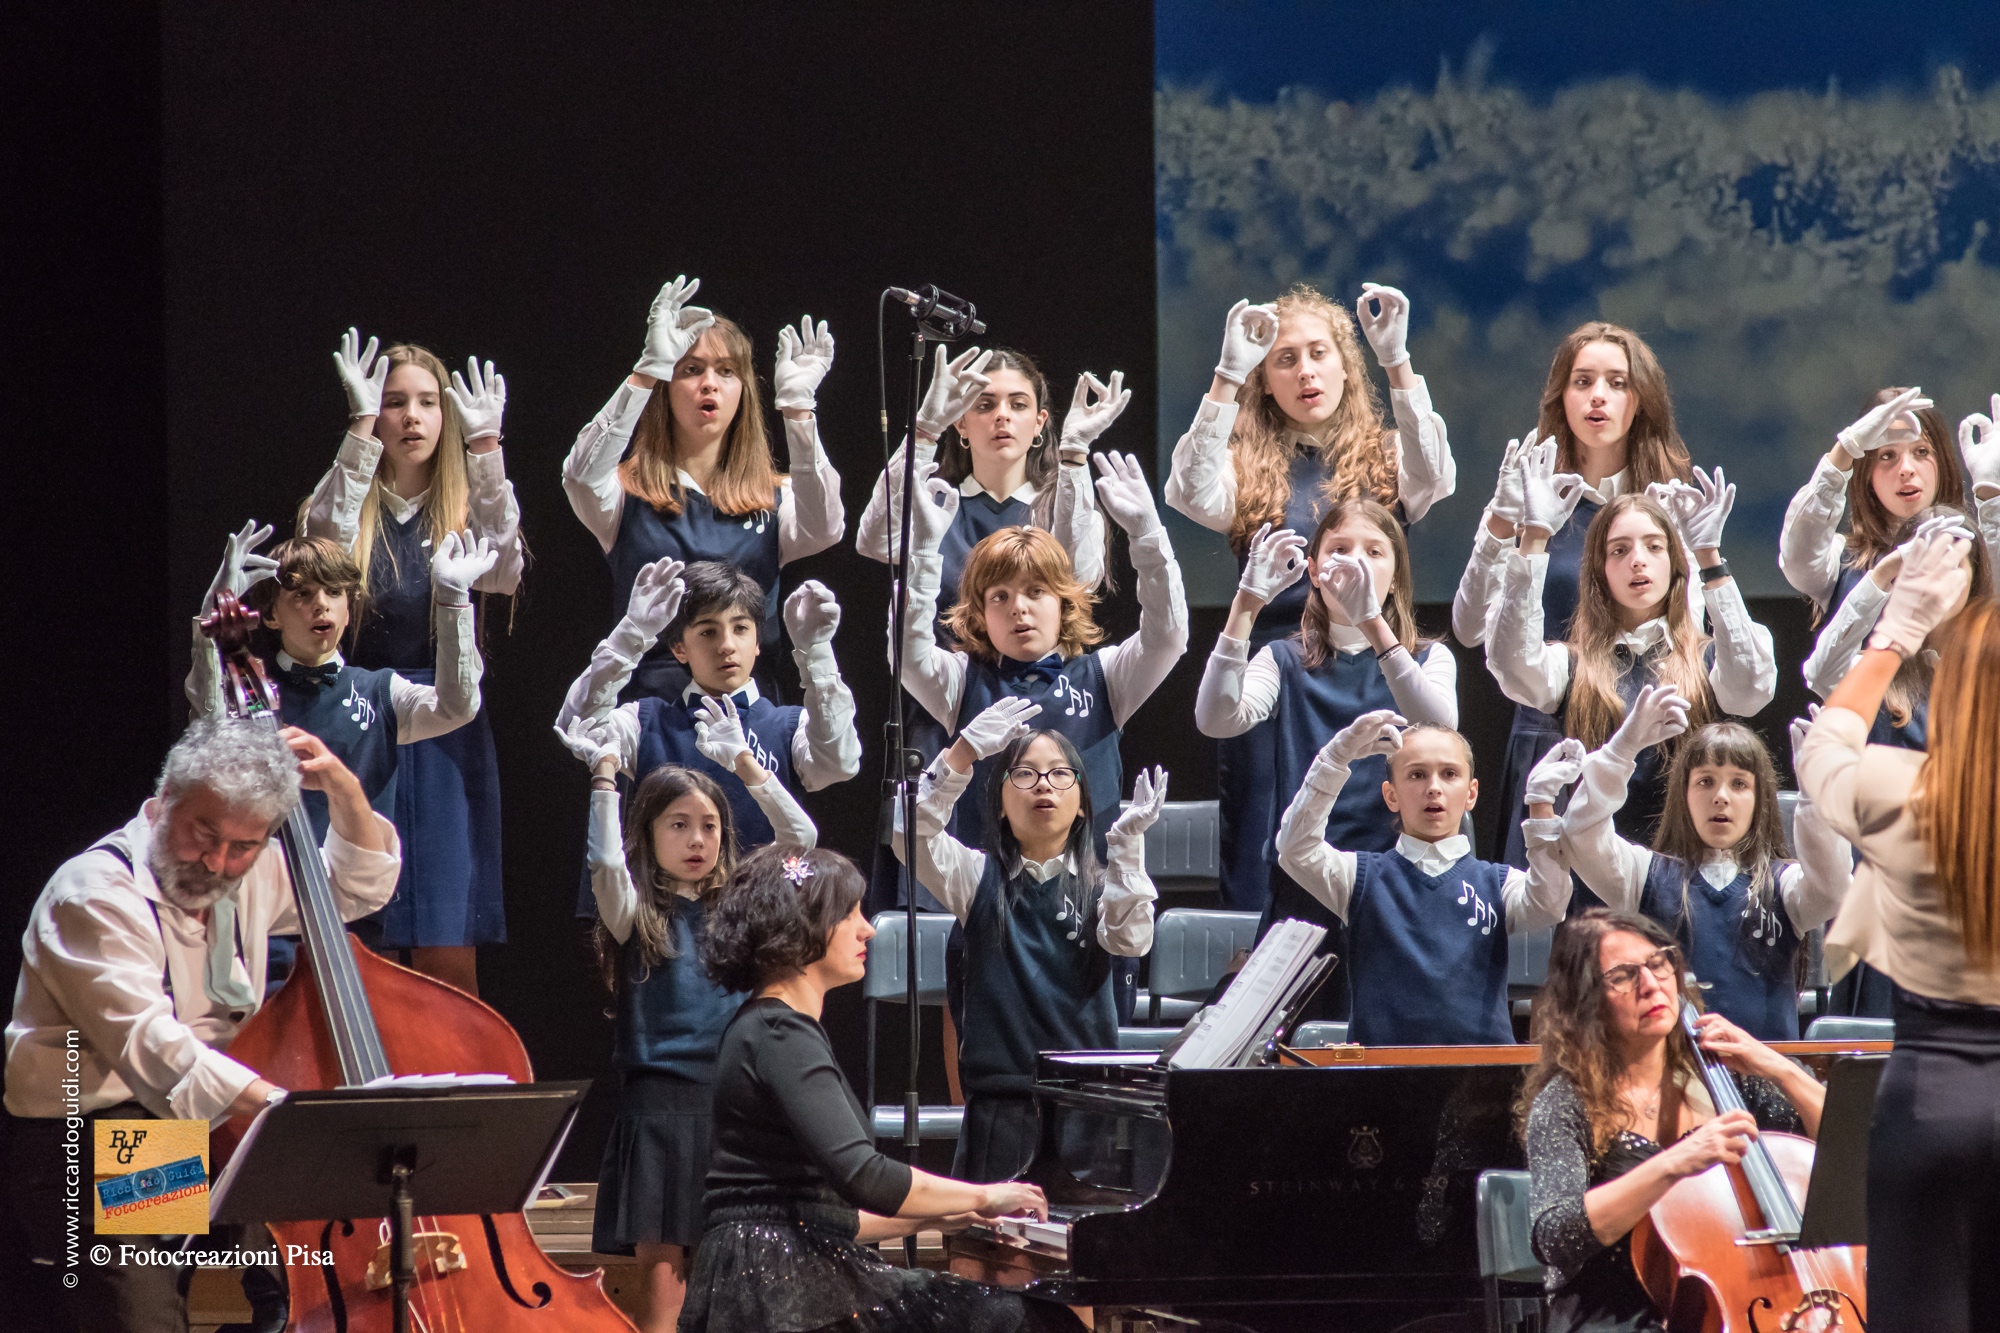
[1698,559,1730,584]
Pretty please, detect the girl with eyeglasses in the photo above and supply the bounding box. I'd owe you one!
[1518,909,1824,1333]
[1560,687,1852,1040]
[899,698,1167,1182]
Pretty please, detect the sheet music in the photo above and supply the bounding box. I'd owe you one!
[1169,919,1326,1070]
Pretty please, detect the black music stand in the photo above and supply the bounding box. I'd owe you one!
[1797,1054,1886,1249]
[210,1081,591,1333]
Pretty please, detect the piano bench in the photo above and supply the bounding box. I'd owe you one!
[870,1105,965,1141]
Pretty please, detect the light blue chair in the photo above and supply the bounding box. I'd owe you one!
[1804,1016,1894,1042]
[1142,908,1262,1024]
[1476,1169,1546,1332]
[864,911,959,1139]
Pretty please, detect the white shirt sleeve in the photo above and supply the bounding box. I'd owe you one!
[561,380,649,552]
[894,760,986,923]
[1387,374,1456,523]
[555,612,656,736]
[1098,825,1158,958]
[1101,528,1191,728]
[1702,580,1778,717]
[184,618,222,718]
[585,788,639,944]
[1163,397,1240,534]
[390,601,483,743]
[1777,456,1850,608]
[1381,641,1459,727]
[303,431,385,547]
[1556,746,1652,914]
[896,549,968,731]
[1486,550,1571,712]
[1509,816,1572,934]
[1802,575,1887,701]
[746,771,820,853]
[1051,460,1108,590]
[855,438,936,564]
[789,644,862,790]
[1452,520,1513,647]
[1193,636,1280,737]
[1272,755,1361,920]
[1781,791,1852,936]
[777,414,845,564]
[463,448,525,595]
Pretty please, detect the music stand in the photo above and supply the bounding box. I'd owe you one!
[1797,1055,1886,1249]
[210,1081,591,1333]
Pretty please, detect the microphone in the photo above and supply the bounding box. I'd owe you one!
[886,284,986,338]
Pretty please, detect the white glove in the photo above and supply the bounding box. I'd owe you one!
[1059,371,1131,464]
[1213,299,1279,385]
[430,531,499,606]
[784,579,840,650]
[333,327,389,419]
[958,696,1043,760]
[693,695,752,770]
[1325,708,1406,767]
[1876,511,1977,589]
[203,520,280,616]
[1354,282,1412,369]
[915,345,995,441]
[772,315,835,413]
[1957,392,2000,497]
[1519,438,1587,538]
[626,557,688,639]
[1835,386,1930,461]
[1110,766,1169,840]
[1487,431,1536,526]
[1605,684,1692,764]
[1875,528,1973,652]
[1788,704,1821,775]
[1662,465,1734,552]
[634,275,716,379]
[1091,451,1163,539]
[553,716,622,771]
[1316,552,1381,627]
[1523,737,1587,807]
[910,461,961,553]
[446,357,506,442]
[1237,523,1308,604]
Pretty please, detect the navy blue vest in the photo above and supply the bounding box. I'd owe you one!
[1267,636,1419,860]
[1346,850,1514,1045]
[1641,856,1801,1042]
[954,653,1121,855]
[273,660,400,837]
[959,857,1118,1095]
[633,692,801,849]
[939,489,1035,621]
[608,483,783,677]
[1829,564,1926,750]
[1235,452,1411,648]
[1541,496,1604,642]
[614,896,745,1079]
[353,510,436,671]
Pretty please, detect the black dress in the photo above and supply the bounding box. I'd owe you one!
[679,997,1079,1333]
[1523,1072,1802,1333]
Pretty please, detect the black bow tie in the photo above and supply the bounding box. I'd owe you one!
[1001,653,1065,691]
[277,660,341,691]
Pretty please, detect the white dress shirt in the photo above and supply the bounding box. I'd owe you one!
[1484,551,1777,717]
[5,804,401,1122]
[893,760,1156,956]
[1272,755,1568,932]
[1163,375,1456,533]
[898,519,1189,733]
[305,432,524,594]
[1558,744,1850,935]
[1193,623,1458,737]
[560,379,845,563]
[856,438,1108,589]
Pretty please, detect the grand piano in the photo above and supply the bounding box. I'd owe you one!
[947,1040,1890,1333]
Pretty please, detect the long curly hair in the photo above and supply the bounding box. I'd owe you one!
[1839,387,1966,576]
[620,314,782,519]
[700,845,866,994]
[943,526,1105,665]
[1295,497,1424,667]
[1563,494,1716,752]
[1517,909,1705,1156]
[1226,284,1396,554]
[1536,322,1690,490]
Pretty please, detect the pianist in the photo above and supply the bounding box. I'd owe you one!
[681,844,1083,1333]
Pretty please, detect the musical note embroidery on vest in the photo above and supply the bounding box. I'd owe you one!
[740,509,772,534]
[1457,881,1497,935]
[343,682,377,731]
[744,730,780,776]
[1050,674,1094,719]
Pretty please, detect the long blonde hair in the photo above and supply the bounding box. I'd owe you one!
[1537,322,1691,491]
[1226,284,1396,554]
[1563,495,1715,751]
[1916,599,2000,966]
[1295,498,1423,667]
[337,343,471,600]
[619,315,782,518]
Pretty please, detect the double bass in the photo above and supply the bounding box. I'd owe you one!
[202,597,635,1332]
[1630,1002,1866,1332]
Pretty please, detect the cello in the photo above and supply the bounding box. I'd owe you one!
[202,596,636,1332]
[1629,1001,1867,1332]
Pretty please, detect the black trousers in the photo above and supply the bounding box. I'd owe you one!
[1867,986,2000,1333]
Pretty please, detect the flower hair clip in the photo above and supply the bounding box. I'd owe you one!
[782,855,816,886]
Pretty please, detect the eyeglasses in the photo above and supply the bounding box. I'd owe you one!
[1600,947,1680,995]
[1006,765,1079,791]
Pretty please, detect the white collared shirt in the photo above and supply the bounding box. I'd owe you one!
[4,803,401,1121]
[1193,625,1458,737]
[306,432,525,594]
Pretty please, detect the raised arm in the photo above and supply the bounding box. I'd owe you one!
[1273,710,1403,918]
[1194,524,1305,736]
[783,580,861,789]
[1356,284,1456,522]
[1557,742,1655,915]
[773,317,845,563]
[305,329,391,547]
[444,356,524,594]
[1778,457,1851,608]
[1091,453,1190,726]
[1053,370,1130,590]
[1317,549,1458,726]
[855,437,936,564]
[1801,571,1886,700]
[583,746,640,944]
[186,522,281,715]
[1099,767,1166,957]
[560,380,649,551]
[894,703,1044,924]
[1452,435,1531,646]
[392,532,493,742]
[1164,299,1277,531]
[1486,548,1570,712]
[1655,468,1775,715]
[894,468,968,729]
[552,558,685,736]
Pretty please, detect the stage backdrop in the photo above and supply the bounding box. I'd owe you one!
[1155,0,2000,604]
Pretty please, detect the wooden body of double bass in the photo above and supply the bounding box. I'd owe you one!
[212,936,636,1333]
[1631,1131,1867,1333]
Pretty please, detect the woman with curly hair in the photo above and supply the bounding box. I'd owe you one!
[684,844,1082,1333]
[1167,282,1456,908]
[1519,909,1824,1333]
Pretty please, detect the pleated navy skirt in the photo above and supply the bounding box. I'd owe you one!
[593,1071,713,1253]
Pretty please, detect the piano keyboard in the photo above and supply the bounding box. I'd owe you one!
[987,1202,1128,1259]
